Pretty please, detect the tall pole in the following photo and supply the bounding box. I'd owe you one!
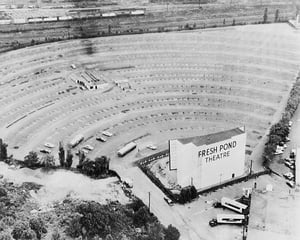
[148,192,151,211]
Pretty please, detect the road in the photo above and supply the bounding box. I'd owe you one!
[247,101,300,240]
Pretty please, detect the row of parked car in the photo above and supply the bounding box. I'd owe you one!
[284,148,296,188]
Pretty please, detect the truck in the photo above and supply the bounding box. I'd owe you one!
[209,214,246,227]
[117,142,137,157]
[213,197,248,214]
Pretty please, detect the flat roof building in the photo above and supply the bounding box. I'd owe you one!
[169,127,246,190]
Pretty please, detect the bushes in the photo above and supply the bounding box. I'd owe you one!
[0,139,8,161]
[29,218,47,240]
[263,75,300,167]
[164,225,180,240]
[178,185,198,204]
[0,232,13,240]
[41,155,55,169]
[24,152,40,168]
[133,207,154,227]
[63,199,180,240]
[11,222,37,240]
[77,156,110,178]
[11,218,47,240]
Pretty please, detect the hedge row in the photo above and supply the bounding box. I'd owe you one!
[263,73,300,167]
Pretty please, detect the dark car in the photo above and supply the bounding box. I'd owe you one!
[212,202,222,208]
[96,136,107,142]
[209,219,218,227]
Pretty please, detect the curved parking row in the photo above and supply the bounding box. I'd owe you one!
[0,23,299,160]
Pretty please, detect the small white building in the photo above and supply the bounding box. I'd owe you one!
[169,127,246,190]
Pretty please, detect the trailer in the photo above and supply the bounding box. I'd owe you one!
[209,214,246,227]
[220,197,248,214]
[70,134,84,148]
[117,142,137,157]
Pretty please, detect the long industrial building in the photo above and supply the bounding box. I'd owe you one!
[169,127,246,190]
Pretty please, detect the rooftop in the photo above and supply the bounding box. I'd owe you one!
[177,127,245,146]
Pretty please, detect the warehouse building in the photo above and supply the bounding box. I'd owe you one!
[169,127,246,190]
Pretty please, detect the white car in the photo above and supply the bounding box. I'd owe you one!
[83,145,94,151]
[274,150,283,155]
[283,172,294,180]
[81,149,89,155]
[147,144,157,150]
[102,131,113,137]
[44,143,54,148]
[286,181,295,188]
[284,161,292,168]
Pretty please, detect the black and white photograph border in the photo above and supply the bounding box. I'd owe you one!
[0,1,300,240]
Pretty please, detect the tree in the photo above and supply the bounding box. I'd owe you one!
[29,218,47,240]
[263,8,268,23]
[164,225,180,240]
[11,222,37,240]
[133,207,152,227]
[146,222,164,240]
[58,141,65,167]
[79,150,86,166]
[0,139,8,161]
[80,159,95,176]
[0,232,13,240]
[65,150,73,168]
[105,234,113,240]
[51,229,61,240]
[275,9,279,22]
[41,155,55,168]
[24,151,40,168]
[94,156,110,176]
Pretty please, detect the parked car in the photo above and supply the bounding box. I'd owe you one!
[283,172,294,181]
[96,136,107,142]
[284,161,292,168]
[147,144,157,150]
[164,197,174,206]
[44,142,54,148]
[286,181,295,188]
[102,131,113,137]
[290,149,296,159]
[83,144,94,151]
[40,149,51,154]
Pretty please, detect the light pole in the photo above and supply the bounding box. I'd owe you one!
[219,173,222,184]
[148,192,151,211]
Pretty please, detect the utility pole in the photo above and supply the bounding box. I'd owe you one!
[167,1,169,12]
[148,192,151,211]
